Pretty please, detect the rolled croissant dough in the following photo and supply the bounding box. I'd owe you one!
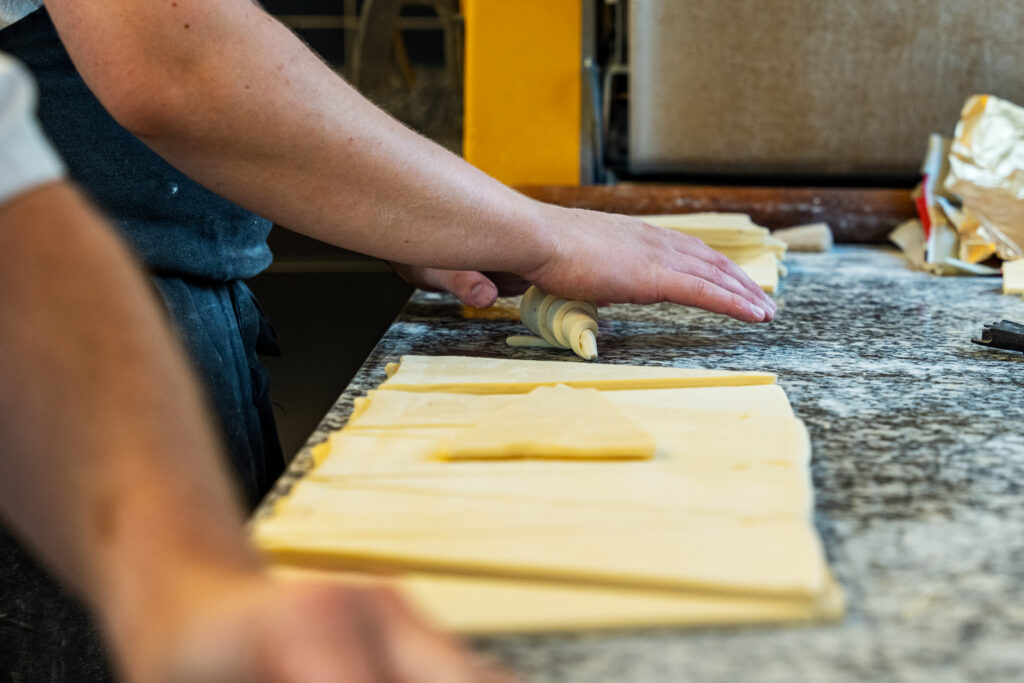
[517,286,600,360]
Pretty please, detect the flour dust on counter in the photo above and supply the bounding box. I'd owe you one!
[254,246,1024,681]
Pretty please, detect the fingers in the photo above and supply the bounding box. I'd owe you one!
[666,232,776,317]
[668,251,776,322]
[660,272,771,322]
[438,271,499,309]
[479,272,531,297]
[371,587,518,683]
[265,587,381,683]
[389,262,500,308]
[269,582,516,683]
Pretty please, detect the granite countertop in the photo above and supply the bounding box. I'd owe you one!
[259,245,1024,682]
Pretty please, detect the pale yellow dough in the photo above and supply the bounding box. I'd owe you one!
[255,482,826,597]
[635,212,786,297]
[379,355,776,394]
[346,384,794,430]
[517,286,599,360]
[437,385,656,460]
[272,567,845,634]
[251,356,840,632]
[308,460,811,519]
[638,212,770,247]
[740,252,780,293]
[313,418,809,480]
[1002,258,1024,295]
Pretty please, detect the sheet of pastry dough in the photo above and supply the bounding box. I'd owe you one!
[740,252,780,293]
[438,386,656,460]
[254,357,839,629]
[380,355,776,394]
[272,566,845,634]
[608,384,793,417]
[255,482,826,597]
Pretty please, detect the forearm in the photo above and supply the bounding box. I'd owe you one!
[43,0,777,322]
[0,183,259,639]
[46,0,552,274]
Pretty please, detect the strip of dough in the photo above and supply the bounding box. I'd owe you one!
[272,566,845,634]
[255,482,827,598]
[346,385,794,430]
[317,409,809,479]
[305,463,811,520]
[380,355,776,394]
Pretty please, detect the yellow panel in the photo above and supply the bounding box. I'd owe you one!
[463,0,582,185]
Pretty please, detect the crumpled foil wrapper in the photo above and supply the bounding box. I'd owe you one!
[889,133,1000,275]
[946,95,1024,261]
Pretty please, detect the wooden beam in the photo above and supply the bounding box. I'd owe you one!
[516,185,915,243]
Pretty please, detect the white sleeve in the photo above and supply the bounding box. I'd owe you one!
[0,52,66,207]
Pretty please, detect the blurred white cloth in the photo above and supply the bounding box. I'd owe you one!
[0,0,41,29]
[0,52,65,205]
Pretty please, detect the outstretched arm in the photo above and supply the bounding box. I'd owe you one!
[0,60,506,683]
[44,0,775,321]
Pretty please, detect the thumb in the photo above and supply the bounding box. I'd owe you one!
[434,270,499,308]
[388,263,500,308]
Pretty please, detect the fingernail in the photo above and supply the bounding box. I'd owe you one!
[470,283,494,307]
[749,304,766,320]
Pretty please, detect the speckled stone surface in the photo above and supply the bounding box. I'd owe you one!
[257,245,1024,682]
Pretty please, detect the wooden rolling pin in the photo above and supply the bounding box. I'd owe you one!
[507,286,599,360]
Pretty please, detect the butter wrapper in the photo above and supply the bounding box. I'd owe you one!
[945,95,1024,261]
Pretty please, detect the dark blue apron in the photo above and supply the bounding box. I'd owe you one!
[1,8,284,506]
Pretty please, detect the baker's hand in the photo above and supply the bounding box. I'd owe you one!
[522,204,776,323]
[390,263,529,308]
[111,573,513,683]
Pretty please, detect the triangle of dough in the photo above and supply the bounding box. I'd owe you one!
[437,385,656,460]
